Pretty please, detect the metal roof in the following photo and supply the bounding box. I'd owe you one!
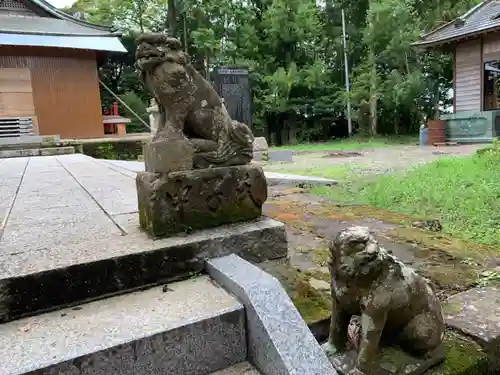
[0,0,126,52]
[0,33,127,52]
[0,15,115,36]
[29,0,111,31]
[414,0,500,48]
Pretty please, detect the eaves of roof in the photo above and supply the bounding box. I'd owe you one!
[412,0,500,49]
[30,0,114,32]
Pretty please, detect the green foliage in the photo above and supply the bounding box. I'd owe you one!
[119,91,149,133]
[349,154,500,248]
[64,0,484,144]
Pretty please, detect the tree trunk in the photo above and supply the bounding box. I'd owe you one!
[369,52,377,136]
[368,40,377,136]
[393,109,399,135]
[167,0,177,37]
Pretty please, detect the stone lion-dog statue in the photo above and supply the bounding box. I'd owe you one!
[322,226,445,375]
[135,33,254,168]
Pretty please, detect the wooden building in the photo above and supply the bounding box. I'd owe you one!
[0,0,126,139]
[414,0,500,143]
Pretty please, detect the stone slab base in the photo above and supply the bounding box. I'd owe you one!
[0,218,287,324]
[444,286,500,371]
[329,345,445,375]
[137,164,267,238]
[0,276,247,375]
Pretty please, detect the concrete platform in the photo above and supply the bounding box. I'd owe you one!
[0,154,287,323]
[0,275,246,375]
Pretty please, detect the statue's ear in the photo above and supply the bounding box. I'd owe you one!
[165,37,183,51]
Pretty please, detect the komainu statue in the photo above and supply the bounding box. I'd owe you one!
[135,33,254,169]
[323,226,445,375]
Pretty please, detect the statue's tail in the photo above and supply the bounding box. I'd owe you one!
[196,121,254,166]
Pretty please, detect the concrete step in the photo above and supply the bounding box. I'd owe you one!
[0,146,75,158]
[210,362,262,374]
[0,154,287,323]
[0,214,285,324]
[0,275,247,375]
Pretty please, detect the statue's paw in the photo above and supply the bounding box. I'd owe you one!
[321,342,339,356]
[347,368,366,375]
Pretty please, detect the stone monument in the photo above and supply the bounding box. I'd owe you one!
[134,33,266,238]
[212,66,252,129]
[322,226,446,375]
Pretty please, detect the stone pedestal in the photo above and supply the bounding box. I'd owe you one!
[328,346,445,375]
[137,164,268,238]
[143,135,195,173]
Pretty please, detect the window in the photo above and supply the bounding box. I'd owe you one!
[484,61,500,110]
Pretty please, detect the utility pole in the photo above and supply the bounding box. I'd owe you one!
[341,9,353,137]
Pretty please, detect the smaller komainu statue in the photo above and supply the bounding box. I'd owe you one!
[323,226,445,375]
[135,33,254,168]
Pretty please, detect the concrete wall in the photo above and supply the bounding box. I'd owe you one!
[455,39,482,112]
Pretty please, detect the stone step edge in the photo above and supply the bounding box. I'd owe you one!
[210,362,262,375]
[206,254,336,375]
[0,218,287,324]
[0,147,75,158]
[0,275,247,375]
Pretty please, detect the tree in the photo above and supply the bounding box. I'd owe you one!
[63,0,482,140]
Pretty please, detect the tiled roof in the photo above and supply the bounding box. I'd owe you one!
[415,0,500,47]
[0,14,115,36]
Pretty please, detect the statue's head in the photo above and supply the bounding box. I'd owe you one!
[135,33,186,72]
[329,226,384,280]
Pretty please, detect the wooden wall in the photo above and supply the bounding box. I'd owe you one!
[483,33,500,61]
[455,38,482,113]
[0,46,104,139]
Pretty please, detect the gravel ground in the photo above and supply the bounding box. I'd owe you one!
[263,144,485,177]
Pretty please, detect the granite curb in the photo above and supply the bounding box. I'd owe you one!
[206,254,337,375]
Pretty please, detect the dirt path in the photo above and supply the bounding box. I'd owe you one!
[264,144,484,177]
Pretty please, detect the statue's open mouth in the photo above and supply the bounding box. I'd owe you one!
[136,43,164,69]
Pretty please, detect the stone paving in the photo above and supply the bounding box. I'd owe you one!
[0,154,334,277]
[0,154,139,276]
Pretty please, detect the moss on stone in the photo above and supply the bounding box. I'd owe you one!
[442,300,462,316]
[162,199,260,236]
[311,247,330,267]
[387,227,498,260]
[257,262,331,325]
[82,140,145,160]
[428,331,488,375]
[305,268,330,283]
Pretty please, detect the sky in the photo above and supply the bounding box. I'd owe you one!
[47,0,76,8]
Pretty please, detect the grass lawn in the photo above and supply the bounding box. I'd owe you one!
[311,150,500,248]
[271,135,416,151]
